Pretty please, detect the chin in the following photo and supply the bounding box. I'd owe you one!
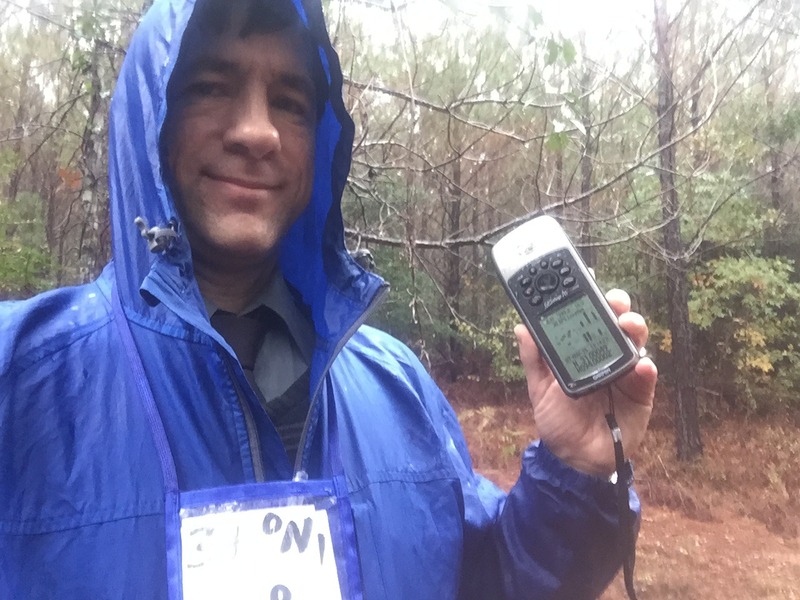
[187,218,290,268]
[223,238,279,263]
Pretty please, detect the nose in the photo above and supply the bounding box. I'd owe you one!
[223,88,281,159]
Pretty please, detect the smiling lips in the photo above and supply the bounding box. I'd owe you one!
[207,171,279,191]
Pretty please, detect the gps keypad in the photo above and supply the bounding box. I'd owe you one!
[512,252,578,308]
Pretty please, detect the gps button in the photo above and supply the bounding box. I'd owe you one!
[536,272,560,293]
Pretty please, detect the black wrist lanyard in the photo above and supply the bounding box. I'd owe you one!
[605,388,638,600]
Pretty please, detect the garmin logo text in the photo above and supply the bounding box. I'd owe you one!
[592,367,612,381]
[544,290,568,310]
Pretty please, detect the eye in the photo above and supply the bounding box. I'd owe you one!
[272,93,314,120]
[183,78,229,100]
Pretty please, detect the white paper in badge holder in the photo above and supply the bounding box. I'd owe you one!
[180,501,343,600]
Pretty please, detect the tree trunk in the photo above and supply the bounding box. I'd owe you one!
[78,38,106,282]
[578,63,596,267]
[443,159,463,381]
[654,0,703,461]
[764,72,783,213]
[578,140,595,266]
[4,53,32,241]
[554,147,564,217]
[470,169,481,321]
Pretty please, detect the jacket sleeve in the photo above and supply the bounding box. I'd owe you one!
[468,442,639,599]
[424,374,638,600]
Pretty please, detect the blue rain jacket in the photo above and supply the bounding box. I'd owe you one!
[0,0,636,598]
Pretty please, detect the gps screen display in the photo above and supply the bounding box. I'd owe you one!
[539,294,623,381]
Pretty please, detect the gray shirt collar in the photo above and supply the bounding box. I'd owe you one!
[203,273,315,363]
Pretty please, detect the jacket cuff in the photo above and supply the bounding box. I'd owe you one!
[522,440,621,501]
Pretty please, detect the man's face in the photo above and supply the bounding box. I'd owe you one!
[164,26,317,272]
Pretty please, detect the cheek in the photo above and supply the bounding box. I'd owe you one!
[166,122,208,193]
[168,109,211,154]
[300,138,316,191]
[287,137,315,205]
[162,135,187,214]
[163,122,188,185]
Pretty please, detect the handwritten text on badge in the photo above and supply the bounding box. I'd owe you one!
[180,502,343,600]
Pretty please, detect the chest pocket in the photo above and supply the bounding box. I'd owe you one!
[326,359,466,599]
[349,476,465,600]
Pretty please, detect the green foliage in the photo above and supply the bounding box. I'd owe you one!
[764,106,800,146]
[0,151,18,184]
[0,242,53,299]
[689,256,800,411]
[544,131,570,152]
[0,192,54,298]
[457,305,525,382]
[363,245,453,347]
[545,37,576,67]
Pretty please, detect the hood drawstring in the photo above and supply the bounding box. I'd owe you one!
[135,217,178,253]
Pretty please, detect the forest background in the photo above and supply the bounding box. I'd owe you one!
[1,0,799,596]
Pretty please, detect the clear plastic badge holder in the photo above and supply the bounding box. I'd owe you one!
[180,485,345,600]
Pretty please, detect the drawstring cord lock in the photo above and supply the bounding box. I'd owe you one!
[134,217,178,253]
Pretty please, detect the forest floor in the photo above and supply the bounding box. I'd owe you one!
[442,378,800,600]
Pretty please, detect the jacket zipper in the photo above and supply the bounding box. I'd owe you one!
[216,282,389,483]
[293,284,390,477]
[222,352,266,482]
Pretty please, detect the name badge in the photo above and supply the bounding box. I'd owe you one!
[180,500,343,600]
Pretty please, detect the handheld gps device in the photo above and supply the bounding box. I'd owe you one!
[492,215,639,398]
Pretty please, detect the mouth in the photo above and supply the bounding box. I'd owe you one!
[206,172,278,191]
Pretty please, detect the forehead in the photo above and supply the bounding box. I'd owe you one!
[179,27,315,80]
[170,1,316,84]
[188,0,301,39]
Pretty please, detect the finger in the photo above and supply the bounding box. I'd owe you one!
[605,288,631,316]
[514,324,552,391]
[616,356,658,407]
[618,311,649,348]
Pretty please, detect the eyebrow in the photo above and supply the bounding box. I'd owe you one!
[184,57,316,99]
[186,57,237,77]
[277,73,316,100]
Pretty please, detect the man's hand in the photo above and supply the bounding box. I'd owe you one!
[515,288,658,477]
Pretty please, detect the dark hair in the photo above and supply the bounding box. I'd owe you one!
[173,0,329,119]
[191,0,302,39]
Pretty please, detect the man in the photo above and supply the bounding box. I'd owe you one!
[0,0,657,598]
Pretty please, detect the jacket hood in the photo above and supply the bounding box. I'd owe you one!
[108,0,384,343]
